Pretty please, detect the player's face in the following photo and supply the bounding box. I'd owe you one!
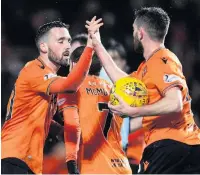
[47,27,71,66]
[133,23,144,54]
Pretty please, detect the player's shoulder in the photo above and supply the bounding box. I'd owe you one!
[23,59,48,73]
[160,48,179,60]
[19,59,55,79]
[151,48,181,66]
[15,60,35,81]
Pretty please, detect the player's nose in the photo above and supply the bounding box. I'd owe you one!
[64,45,71,53]
[66,43,71,49]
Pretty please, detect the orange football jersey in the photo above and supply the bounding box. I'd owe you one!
[1,58,58,174]
[58,75,132,174]
[130,48,200,146]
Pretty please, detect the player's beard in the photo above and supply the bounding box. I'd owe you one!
[133,33,144,54]
[48,48,69,66]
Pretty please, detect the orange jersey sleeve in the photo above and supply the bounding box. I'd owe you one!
[49,47,93,94]
[57,93,80,162]
[63,108,81,162]
[57,93,78,112]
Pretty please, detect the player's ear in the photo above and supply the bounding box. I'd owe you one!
[40,42,48,53]
[138,28,144,41]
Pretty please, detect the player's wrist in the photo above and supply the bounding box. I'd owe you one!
[86,43,93,49]
[86,36,93,49]
[92,40,103,51]
[129,106,140,117]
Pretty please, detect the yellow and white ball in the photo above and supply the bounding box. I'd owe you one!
[110,77,148,107]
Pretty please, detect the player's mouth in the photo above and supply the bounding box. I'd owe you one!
[63,51,70,57]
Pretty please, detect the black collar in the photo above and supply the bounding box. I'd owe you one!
[37,58,45,69]
[146,47,165,61]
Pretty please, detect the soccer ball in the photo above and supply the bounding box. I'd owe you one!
[110,77,148,107]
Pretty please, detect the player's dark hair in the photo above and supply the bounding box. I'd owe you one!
[104,38,127,58]
[70,46,102,76]
[134,7,170,41]
[71,33,88,45]
[35,21,69,50]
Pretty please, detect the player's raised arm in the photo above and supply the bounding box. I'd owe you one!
[48,17,103,94]
[48,45,92,94]
[85,20,128,83]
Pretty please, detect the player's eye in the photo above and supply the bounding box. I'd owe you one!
[68,39,71,43]
[58,40,64,44]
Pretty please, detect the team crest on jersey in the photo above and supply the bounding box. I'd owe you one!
[57,98,66,106]
[163,74,182,83]
[44,73,57,80]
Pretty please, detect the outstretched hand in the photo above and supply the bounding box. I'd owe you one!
[85,16,103,47]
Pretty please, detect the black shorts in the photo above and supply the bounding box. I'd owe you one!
[138,139,200,174]
[1,157,35,174]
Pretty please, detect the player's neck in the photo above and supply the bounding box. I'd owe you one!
[143,41,165,61]
[39,54,60,73]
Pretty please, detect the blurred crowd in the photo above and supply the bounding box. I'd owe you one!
[1,0,200,173]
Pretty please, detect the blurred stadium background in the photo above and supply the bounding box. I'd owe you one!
[1,0,200,173]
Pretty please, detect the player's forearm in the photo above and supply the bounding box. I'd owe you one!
[67,46,93,90]
[49,47,93,93]
[133,93,183,117]
[94,41,128,83]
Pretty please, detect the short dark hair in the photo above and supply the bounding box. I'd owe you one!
[134,7,170,41]
[104,38,127,58]
[70,46,102,76]
[35,21,69,49]
[71,33,88,45]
